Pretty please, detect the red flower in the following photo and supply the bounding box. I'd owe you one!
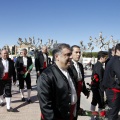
[93,74,99,82]
[99,110,106,117]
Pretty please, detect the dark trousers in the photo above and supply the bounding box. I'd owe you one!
[0,80,12,97]
[91,88,104,109]
[106,89,120,120]
[18,73,31,89]
[36,69,45,82]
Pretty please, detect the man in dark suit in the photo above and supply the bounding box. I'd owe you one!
[37,43,81,120]
[15,48,33,103]
[0,49,16,112]
[102,43,120,120]
[91,51,108,120]
[35,46,49,79]
[70,45,89,119]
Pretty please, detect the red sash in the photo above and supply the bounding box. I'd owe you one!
[70,104,75,120]
[2,73,10,80]
[77,81,83,97]
[23,66,27,73]
[43,62,47,68]
[108,88,120,102]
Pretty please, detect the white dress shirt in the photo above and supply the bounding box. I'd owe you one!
[23,57,27,67]
[2,58,9,73]
[72,60,82,81]
[43,53,47,66]
[59,68,77,116]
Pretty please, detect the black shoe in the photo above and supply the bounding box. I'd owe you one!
[0,102,5,107]
[27,99,32,104]
[7,108,14,112]
[21,97,26,101]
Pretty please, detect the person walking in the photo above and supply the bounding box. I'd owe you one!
[15,48,33,103]
[37,43,81,120]
[102,43,120,120]
[70,45,89,119]
[0,49,16,112]
[90,51,108,120]
[35,46,49,79]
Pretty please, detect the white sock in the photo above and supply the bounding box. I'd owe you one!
[27,89,31,100]
[0,95,4,103]
[20,89,24,98]
[5,97,11,109]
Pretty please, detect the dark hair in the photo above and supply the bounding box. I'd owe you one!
[97,51,108,60]
[52,43,71,61]
[21,48,27,52]
[111,46,115,51]
[71,45,80,52]
[115,43,120,53]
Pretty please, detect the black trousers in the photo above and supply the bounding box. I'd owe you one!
[18,73,31,89]
[91,87,104,109]
[106,89,120,120]
[0,80,12,97]
[36,69,45,80]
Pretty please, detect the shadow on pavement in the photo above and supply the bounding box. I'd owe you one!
[12,95,38,111]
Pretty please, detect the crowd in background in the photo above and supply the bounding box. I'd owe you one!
[0,43,120,120]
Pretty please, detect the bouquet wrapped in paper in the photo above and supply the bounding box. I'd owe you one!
[23,64,33,78]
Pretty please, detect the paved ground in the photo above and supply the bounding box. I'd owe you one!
[0,68,119,120]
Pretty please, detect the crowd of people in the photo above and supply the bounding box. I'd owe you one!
[0,43,120,120]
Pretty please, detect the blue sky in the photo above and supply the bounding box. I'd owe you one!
[0,0,120,51]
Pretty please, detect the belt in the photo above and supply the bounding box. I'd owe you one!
[108,88,120,102]
[108,88,120,92]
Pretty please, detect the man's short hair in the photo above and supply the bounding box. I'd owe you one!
[52,43,71,60]
[111,46,115,51]
[97,51,108,60]
[71,45,80,52]
[21,48,27,52]
[115,43,120,53]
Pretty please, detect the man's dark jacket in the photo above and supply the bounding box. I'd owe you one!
[92,61,104,88]
[102,55,120,89]
[37,64,78,120]
[15,56,32,78]
[0,58,16,82]
[35,51,49,73]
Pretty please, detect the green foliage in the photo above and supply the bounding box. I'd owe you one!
[82,52,98,58]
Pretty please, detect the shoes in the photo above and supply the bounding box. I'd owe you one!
[7,108,14,112]
[21,97,26,101]
[0,102,5,107]
[27,99,32,104]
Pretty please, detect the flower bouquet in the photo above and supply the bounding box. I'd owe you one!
[77,107,109,120]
